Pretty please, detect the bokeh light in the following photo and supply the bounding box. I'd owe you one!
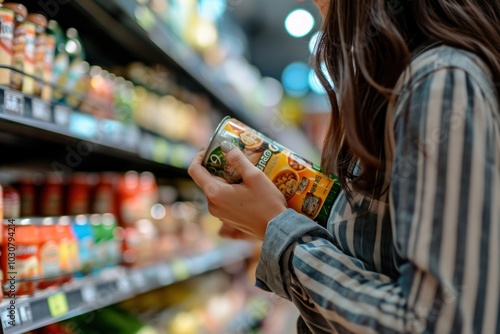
[281,62,310,97]
[285,9,315,38]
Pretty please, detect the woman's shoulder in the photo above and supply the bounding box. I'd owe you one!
[399,44,495,95]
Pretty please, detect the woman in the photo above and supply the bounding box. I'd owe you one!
[189,0,500,333]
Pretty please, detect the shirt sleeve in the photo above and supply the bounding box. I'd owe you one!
[255,67,500,334]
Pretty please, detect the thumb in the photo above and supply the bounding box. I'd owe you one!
[221,140,260,180]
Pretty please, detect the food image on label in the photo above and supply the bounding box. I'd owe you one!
[203,117,341,226]
[273,170,299,200]
[302,192,322,217]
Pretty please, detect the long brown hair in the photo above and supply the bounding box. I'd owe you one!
[314,0,500,191]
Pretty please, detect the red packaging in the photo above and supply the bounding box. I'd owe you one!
[139,172,158,218]
[40,174,63,217]
[3,186,20,219]
[121,226,140,266]
[118,171,139,226]
[18,173,40,217]
[36,217,60,290]
[66,173,90,215]
[93,173,117,214]
[3,218,40,295]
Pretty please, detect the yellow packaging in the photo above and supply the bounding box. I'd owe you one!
[0,8,14,85]
[203,117,341,226]
[20,21,35,95]
[42,34,55,100]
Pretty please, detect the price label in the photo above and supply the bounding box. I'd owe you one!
[81,285,97,303]
[117,277,132,294]
[47,292,69,318]
[54,105,70,127]
[131,270,146,289]
[3,90,24,116]
[18,304,32,324]
[32,98,51,122]
[171,260,190,281]
[1,309,15,328]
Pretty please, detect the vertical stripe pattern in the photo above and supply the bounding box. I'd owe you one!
[255,45,500,333]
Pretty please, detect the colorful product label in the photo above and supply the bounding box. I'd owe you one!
[33,33,47,96]
[0,9,14,85]
[40,241,60,275]
[42,35,55,100]
[15,244,39,294]
[21,22,36,95]
[204,118,340,225]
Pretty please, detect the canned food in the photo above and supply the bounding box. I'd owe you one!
[203,117,341,226]
[18,19,35,95]
[0,6,14,85]
[2,2,27,91]
[26,13,47,97]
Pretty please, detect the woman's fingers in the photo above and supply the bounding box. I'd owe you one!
[221,141,261,181]
[188,150,223,191]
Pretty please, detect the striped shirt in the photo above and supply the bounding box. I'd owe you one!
[255,45,500,333]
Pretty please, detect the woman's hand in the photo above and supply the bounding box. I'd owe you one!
[188,141,288,240]
[219,222,258,240]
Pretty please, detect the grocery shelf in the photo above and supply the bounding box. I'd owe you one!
[0,241,254,334]
[70,0,256,127]
[0,87,198,174]
[68,0,320,161]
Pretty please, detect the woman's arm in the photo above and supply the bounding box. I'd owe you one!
[256,66,500,333]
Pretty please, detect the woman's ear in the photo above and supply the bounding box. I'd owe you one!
[312,0,330,18]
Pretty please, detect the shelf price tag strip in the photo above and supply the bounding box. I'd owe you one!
[47,292,69,318]
[81,284,98,304]
[170,260,190,281]
[2,89,24,117]
[54,105,71,127]
[157,264,173,285]
[31,98,52,122]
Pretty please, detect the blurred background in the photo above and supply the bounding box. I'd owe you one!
[0,0,332,333]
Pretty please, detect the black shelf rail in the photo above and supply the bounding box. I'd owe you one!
[0,241,253,334]
[0,87,198,173]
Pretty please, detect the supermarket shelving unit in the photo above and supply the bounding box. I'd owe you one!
[0,242,253,334]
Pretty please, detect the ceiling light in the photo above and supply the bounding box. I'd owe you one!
[285,9,315,38]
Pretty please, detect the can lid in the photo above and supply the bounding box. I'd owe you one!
[27,13,47,28]
[202,116,232,166]
[2,3,27,18]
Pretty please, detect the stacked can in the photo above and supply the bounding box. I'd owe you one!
[203,117,341,226]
